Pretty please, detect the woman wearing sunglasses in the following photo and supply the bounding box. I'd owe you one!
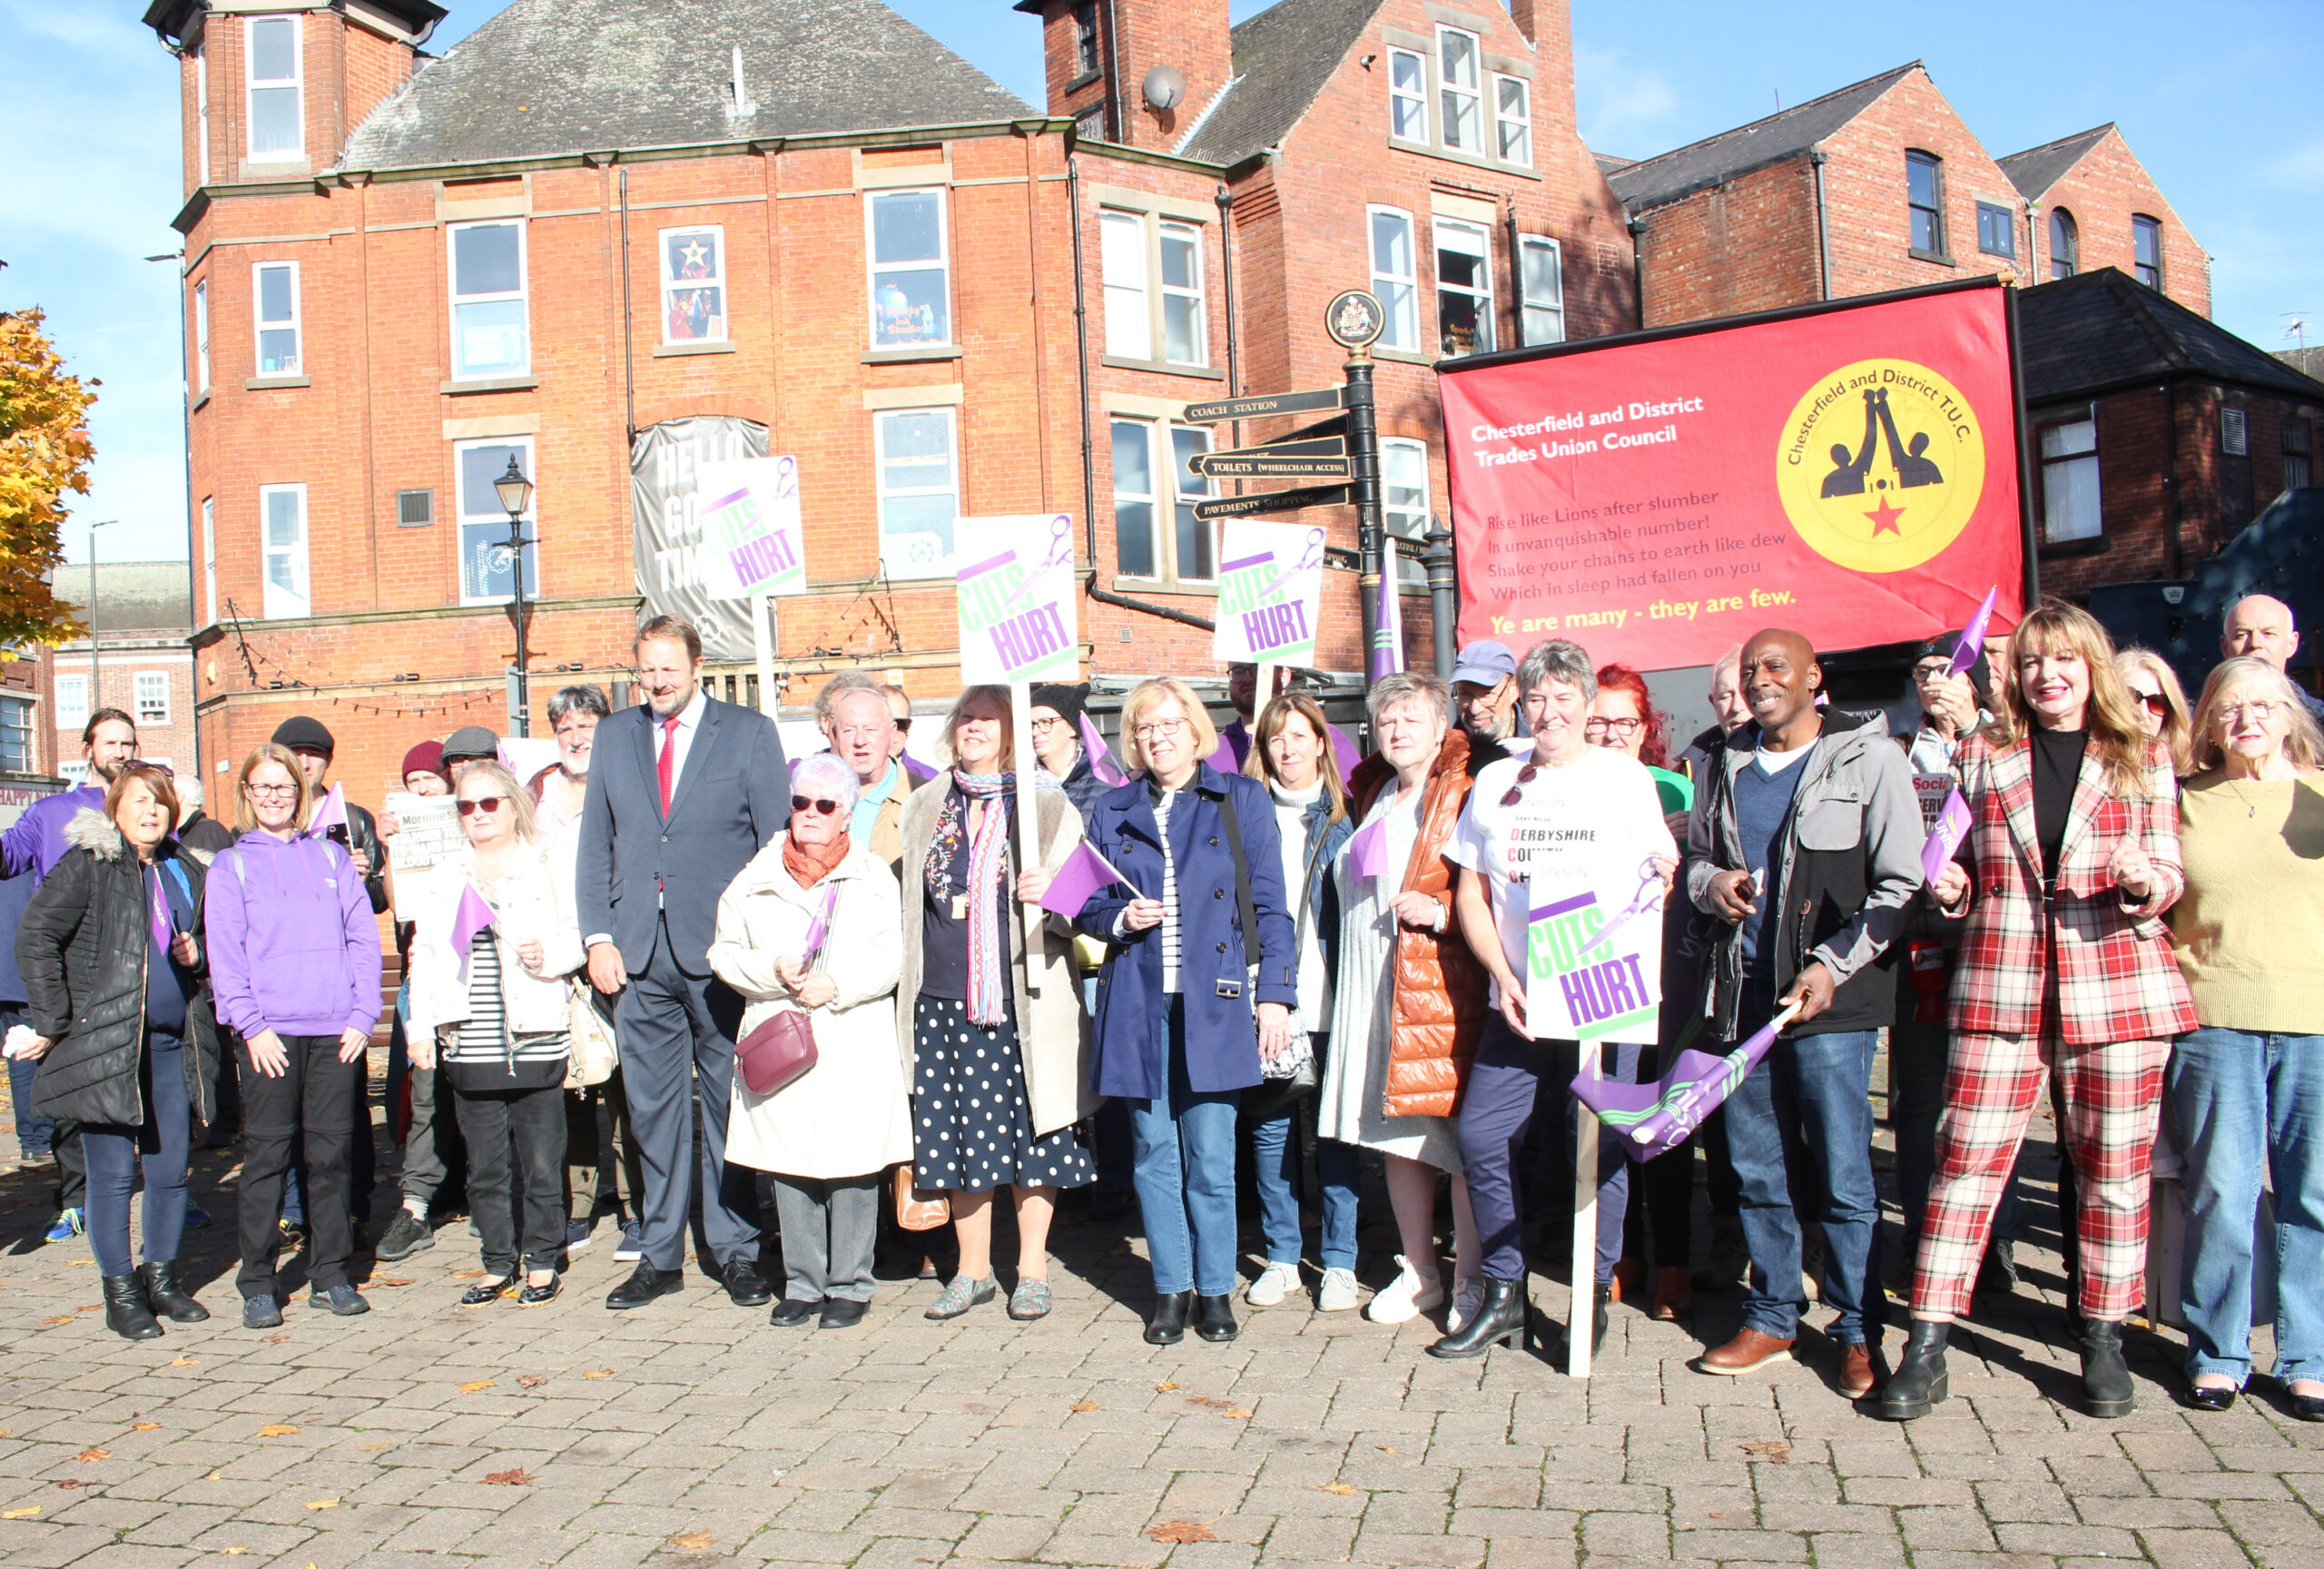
[205,745,382,1327]
[2117,648,2195,778]
[897,686,1096,1322]
[405,762,584,1307]
[710,754,910,1328]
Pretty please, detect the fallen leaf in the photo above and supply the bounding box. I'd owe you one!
[583,1368,613,1380]
[1147,1521,1216,1544]
[518,1376,547,1388]
[457,1380,494,1394]
[304,1498,338,1510]
[264,1335,290,1344]
[203,1472,220,1481]
[221,1548,249,1555]
[130,1423,161,1432]
[75,1303,101,1312]
[75,1448,108,1463]
[450,1269,486,1279]
[1223,1409,1251,1420]
[54,1479,89,1489]
[63,1258,91,1267]
[169,1357,196,1367]
[1379,1446,1397,1455]
[1740,1440,1792,1463]
[1317,1483,1357,1495]
[372,1278,413,1288]
[1155,1381,1178,1392]
[3,1505,38,1518]
[37,1316,72,1326]
[669,1532,714,1550]
[479,1469,532,1486]
[255,1425,299,1437]
[359,1444,391,1452]
[1068,1400,1098,1413]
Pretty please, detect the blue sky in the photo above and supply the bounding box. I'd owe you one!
[3,0,2315,567]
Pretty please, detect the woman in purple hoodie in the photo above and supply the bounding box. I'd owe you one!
[206,744,382,1328]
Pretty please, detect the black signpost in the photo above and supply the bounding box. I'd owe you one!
[1183,387,1345,425]
[1191,452,1356,480]
[1191,482,1353,522]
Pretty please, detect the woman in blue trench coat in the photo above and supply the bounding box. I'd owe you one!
[1078,676,1298,1347]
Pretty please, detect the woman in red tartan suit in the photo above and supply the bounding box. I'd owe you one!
[1883,601,2197,1422]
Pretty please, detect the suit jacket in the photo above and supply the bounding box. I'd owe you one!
[1945,731,2195,1045]
[576,696,791,976]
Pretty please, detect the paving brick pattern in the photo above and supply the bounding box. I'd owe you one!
[0,1079,2315,1568]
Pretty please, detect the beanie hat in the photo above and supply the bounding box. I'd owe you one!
[1028,682,1088,727]
[401,740,448,781]
[441,725,500,763]
[271,715,335,756]
[1914,630,1991,701]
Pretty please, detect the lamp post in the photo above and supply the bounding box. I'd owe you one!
[494,456,535,736]
[85,519,117,726]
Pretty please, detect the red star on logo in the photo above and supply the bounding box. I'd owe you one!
[1864,498,1905,536]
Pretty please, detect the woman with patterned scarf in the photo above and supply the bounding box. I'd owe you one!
[895,686,1098,1323]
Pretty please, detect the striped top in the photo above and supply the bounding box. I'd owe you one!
[1153,789,1181,994]
[441,928,568,1075]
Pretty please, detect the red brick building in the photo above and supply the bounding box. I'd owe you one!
[1997,123,2208,318]
[48,562,202,783]
[143,0,1633,801]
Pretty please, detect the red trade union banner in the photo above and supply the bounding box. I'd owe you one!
[1439,281,2027,669]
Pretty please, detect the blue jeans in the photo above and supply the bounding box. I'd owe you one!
[1459,1020,1629,1284]
[3,1002,54,1158]
[2169,1028,2324,1388]
[1725,1011,1886,1345]
[1127,998,1242,1297]
[1250,1101,1358,1270]
[82,1031,190,1277]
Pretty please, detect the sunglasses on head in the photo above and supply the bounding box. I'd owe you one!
[456,795,511,816]
[792,795,842,816]
[1500,762,1541,808]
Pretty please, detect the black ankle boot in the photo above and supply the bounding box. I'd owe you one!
[102,1273,163,1341]
[2081,1319,2134,1417]
[1193,1293,1238,1343]
[1145,1289,1194,1346]
[1427,1278,1531,1359]
[1878,1319,1950,1420]
[138,1261,209,1323]
[1592,1285,1610,1357]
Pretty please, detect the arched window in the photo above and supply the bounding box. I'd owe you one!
[2048,208,2077,280]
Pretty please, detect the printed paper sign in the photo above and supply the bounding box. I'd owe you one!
[1525,861,1666,1045]
[956,514,1079,685]
[694,456,805,600]
[1212,519,1324,666]
[380,793,462,872]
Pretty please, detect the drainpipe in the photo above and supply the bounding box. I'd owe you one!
[1070,153,1216,634]
[618,166,636,442]
[1810,149,1832,301]
[1503,196,1522,345]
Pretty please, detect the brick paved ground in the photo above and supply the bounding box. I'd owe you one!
[0,1049,2315,1569]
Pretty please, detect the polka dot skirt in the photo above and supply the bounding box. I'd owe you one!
[911,993,1094,1195]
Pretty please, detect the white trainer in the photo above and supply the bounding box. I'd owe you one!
[1318,1268,1359,1312]
[1446,1278,1485,1334]
[1365,1255,1444,1324]
[1245,1260,1300,1307]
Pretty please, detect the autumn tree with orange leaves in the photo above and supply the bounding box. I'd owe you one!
[0,291,96,652]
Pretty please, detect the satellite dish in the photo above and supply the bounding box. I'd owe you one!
[1142,64,1187,112]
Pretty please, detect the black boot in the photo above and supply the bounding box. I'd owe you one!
[1878,1319,1950,1420]
[1427,1278,1531,1359]
[2080,1318,2134,1417]
[138,1261,209,1323]
[1194,1293,1239,1343]
[1145,1289,1194,1346]
[101,1273,163,1341]
[1592,1284,1610,1357]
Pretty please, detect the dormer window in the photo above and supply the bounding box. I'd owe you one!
[245,15,302,162]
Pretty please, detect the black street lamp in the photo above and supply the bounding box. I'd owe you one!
[495,454,536,736]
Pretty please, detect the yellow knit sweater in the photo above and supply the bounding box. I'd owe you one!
[2169,771,2324,1033]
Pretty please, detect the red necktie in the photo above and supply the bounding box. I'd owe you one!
[657,714,681,816]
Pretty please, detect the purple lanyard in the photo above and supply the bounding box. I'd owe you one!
[149,865,173,959]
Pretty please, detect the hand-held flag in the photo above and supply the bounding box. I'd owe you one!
[1949,587,1999,677]
[308,783,348,836]
[1921,787,1972,885]
[1345,814,1389,883]
[450,881,497,980]
[1369,548,1403,682]
[1571,1000,1803,1160]
[1039,841,1137,918]
[1078,712,1128,786]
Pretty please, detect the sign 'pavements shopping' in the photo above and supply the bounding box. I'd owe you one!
[956,514,1079,685]
[694,456,805,600]
[1212,519,1325,666]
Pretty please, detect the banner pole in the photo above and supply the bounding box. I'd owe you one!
[1570,1042,1601,1379]
[753,592,776,716]
[1011,680,1043,996]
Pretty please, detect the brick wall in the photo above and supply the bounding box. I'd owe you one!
[2024,128,2208,317]
[1636,160,1820,328]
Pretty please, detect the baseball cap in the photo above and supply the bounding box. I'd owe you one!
[1452,640,1518,689]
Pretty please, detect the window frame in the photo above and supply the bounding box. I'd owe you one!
[1387,46,1428,142]
[864,186,954,352]
[872,406,963,581]
[193,46,209,178]
[1099,209,1151,361]
[192,279,210,397]
[251,259,301,378]
[1974,201,2015,261]
[1071,0,1101,84]
[133,671,172,728]
[2284,417,2312,495]
[1435,26,1484,155]
[1493,74,1533,168]
[2047,207,2077,280]
[259,481,310,619]
[454,436,540,607]
[446,218,531,381]
[1369,204,1421,353]
[2132,214,2163,289]
[243,13,303,163]
[1905,150,1946,260]
[1110,418,1216,587]
[54,673,90,735]
[1517,234,1564,347]
[1157,220,1207,368]
[0,694,31,775]
[2221,407,2249,457]
[1380,436,1432,587]
[2036,416,2102,547]
[1433,216,1495,360]
[657,223,729,347]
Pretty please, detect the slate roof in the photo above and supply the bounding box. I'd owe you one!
[1604,63,1918,216]
[339,0,1034,174]
[1177,0,1386,169]
[2017,267,2324,405]
[1995,123,2112,200]
[54,563,193,637]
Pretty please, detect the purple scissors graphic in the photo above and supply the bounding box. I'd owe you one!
[980,515,1076,617]
[1243,527,1325,607]
[1572,854,1669,959]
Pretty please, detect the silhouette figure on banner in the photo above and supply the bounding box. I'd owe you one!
[1821,388,1945,498]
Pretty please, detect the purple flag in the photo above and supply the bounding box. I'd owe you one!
[1079,712,1128,786]
[1346,814,1389,882]
[1950,586,1999,677]
[308,782,347,836]
[1370,548,1403,682]
[802,883,840,957]
[1571,1002,1801,1160]
[450,880,497,979]
[901,752,940,784]
[1039,840,1137,918]
[1921,786,1972,885]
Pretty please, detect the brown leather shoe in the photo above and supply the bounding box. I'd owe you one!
[1695,1327,1797,1376]
[1650,1266,1692,1322]
[1840,1338,1886,1398]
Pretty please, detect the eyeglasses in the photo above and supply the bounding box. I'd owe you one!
[792,795,843,816]
[456,795,512,816]
[1584,716,1643,738]
[1029,715,1064,734]
[245,783,299,799]
[2131,691,2170,718]
[1500,763,1541,808]
[2218,701,2279,725]
[1133,719,1188,739]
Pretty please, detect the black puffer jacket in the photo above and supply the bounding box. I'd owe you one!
[15,809,218,1129]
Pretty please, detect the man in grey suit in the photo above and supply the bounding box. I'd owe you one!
[577,616,790,1309]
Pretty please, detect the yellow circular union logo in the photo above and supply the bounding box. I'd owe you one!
[1776,358,1986,572]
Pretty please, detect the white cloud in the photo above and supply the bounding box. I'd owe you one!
[1574,43,1683,159]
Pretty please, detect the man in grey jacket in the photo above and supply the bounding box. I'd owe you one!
[1685,629,1925,1399]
